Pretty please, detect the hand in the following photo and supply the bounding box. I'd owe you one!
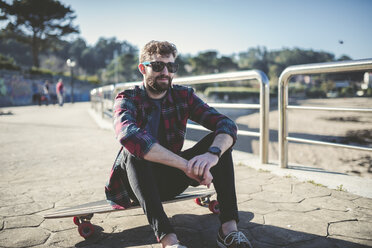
[200,170,213,188]
[186,152,219,186]
[184,168,203,184]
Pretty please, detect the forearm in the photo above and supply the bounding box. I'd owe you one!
[210,133,234,155]
[143,143,188,172]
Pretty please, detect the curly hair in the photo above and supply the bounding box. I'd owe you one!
[139,40,178,63]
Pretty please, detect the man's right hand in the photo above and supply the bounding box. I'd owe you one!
[183,164,213,188]
[184,168,203,184]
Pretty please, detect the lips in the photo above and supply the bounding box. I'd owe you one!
[157,76,170,81]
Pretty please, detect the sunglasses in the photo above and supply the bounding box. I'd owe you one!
[142,61,179,73]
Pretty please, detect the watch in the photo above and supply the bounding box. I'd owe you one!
[208,146,221,158]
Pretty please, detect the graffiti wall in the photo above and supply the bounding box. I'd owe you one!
[0,70,94,107]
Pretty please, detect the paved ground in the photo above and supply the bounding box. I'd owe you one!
[0,102,371,248]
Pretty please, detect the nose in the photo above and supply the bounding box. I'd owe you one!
[161,65,169,74]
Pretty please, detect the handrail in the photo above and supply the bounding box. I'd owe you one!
[287,105,372,112]
[278,59,372,168]
[91,70,270,164]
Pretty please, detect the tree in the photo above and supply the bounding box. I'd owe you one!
[105,53,141,83]
[0,0,79,67]
[0,35,33,67]
[238,46,269,74]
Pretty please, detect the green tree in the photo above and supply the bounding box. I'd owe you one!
[175,54,191,76]
[105,53,141,83]
[0,0,79,67]
[78,38,138,75]
[216,56,238,72]
[238,46,269,74]
[189,51,219,75]
[0,36,32,67]
[0,53,20,70]
[189,51,238,75]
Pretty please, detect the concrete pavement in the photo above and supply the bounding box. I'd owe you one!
[0,102,371,247]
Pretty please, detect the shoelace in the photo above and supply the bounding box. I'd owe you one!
[224,231,251,246]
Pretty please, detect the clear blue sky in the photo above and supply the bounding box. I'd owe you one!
[60,0,372,60]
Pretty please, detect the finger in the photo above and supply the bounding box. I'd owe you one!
[194,160,207,176]
[198,161,207,177]
[193,160,202,175]
[203,164,212,179]
[187,158,196,173]
[201,177,212,186]
[206,172,213,183]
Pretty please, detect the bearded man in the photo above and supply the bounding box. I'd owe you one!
[105,40,253,248]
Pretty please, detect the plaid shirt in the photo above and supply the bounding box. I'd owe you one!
[105,83,237,208]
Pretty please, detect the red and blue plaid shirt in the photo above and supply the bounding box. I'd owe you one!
[105,84,237,209]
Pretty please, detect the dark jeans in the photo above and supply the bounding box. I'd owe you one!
[120,133,239,241]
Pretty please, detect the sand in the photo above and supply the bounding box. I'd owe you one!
[235,97,372,178]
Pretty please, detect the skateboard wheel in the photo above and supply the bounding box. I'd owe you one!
[73,216,80,226]
[209,200,220,214]
[194,197,202,206]
[78,222,95,239]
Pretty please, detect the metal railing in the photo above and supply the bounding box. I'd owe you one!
[278,59,372,168]
[91,70,270,164]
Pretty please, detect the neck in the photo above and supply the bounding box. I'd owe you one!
[145,86,167,99]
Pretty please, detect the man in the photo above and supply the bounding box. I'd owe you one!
[105,41,252,248]
[56,78,64,106]
[43,80,52,105]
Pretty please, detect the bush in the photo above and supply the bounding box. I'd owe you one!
[305,88,326,98]
[204,86,260,100]
[365,88,372,97]
[77,75,101,84]
[339,87,355,97]
[29,67,54,76]
[288,84,306,95]
[0,54,20,71]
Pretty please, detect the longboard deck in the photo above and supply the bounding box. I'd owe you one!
[43,186,215,219]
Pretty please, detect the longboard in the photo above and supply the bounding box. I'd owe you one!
[43,186,219,239]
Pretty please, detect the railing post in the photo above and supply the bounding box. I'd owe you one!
[278,59,372,169]
[98,88,104,119]
[257,71,270,164]
[278,73,289,168]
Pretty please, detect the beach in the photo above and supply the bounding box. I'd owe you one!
[235,97,372,178]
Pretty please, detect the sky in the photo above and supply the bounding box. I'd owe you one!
[59,0,372,60]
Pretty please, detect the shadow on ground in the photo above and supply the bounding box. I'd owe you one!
[74,211,368,248]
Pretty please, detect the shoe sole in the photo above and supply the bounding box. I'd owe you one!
[216,240,227,248]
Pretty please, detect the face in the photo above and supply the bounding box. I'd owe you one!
[141,54,175,95]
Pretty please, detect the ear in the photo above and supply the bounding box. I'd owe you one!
[138,63,146,75]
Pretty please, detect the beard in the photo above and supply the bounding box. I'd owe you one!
[146,74,172,94]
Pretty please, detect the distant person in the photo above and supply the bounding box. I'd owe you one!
[56,78,64,106]
[32,82,41,105]
[43,80,50,105]
[105,41,252,248]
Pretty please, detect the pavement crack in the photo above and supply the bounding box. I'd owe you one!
[327,219,358,237]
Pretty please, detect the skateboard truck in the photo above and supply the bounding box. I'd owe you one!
[73,214,95,239]
[194,196,220,214]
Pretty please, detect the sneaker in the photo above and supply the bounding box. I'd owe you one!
[217,228,253,248]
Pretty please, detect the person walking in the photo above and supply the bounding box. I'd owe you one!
[56,78,64,106]
[105,40,253,248]
[43,80,50,106]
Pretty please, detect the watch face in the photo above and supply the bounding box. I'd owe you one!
[208,147,221,157]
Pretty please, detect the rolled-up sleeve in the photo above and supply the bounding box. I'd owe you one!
[187,88,238,145]
[113,92,156,158]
